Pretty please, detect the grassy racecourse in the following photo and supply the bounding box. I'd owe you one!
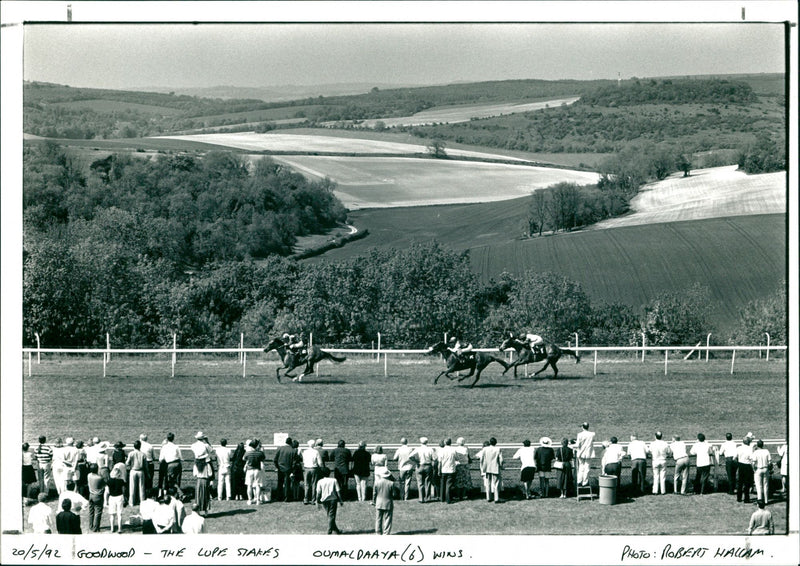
[20,355,787,535]
[23,355,786,445]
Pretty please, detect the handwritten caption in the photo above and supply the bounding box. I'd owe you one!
[621,543,765,561]
[311,544,464,562]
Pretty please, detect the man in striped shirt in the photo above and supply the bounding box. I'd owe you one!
[34,436,53,497]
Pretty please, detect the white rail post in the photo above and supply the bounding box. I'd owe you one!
[730,349,736,375]
[593,349,598,376]
[172,333,177,378]
[664,349,668,376]
[103,344,107,378]
[35,332,41,364]
[377,332,382,363]
[574,332,579,351]
[765,333,770,362]
[641,333,646,362]
[706,333,712,362]
[106,333,111,364]
[240,333,244,364]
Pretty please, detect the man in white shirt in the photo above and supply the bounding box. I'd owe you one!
[512,440,537,499]
[139,490,160,534]
[181,503,207,533]
[159,433,184,500]
[392,438,416,501]
[215,438,232,501]
[438,438,458,504]
[411,437,437,503]
[718,433,738,495]
[153,496,176,534]
[28,494,55,534]
[628,434,648,495]
[58,481,88,514]
[751,439,772,504]
[302,439,324,504]
[575,423,596,487]
[690,433,716,495]
[648,432,670,495]
[670,436,689,495]
[601,437,626,488]
[315,467,344,534]
[736,436,755,503]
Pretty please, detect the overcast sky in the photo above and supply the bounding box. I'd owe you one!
[22,22,785,90]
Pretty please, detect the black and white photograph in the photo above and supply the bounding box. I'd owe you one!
[1,2,797,564]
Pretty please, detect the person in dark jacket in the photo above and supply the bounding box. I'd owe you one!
[351,441,372,502]
[56,498,82,534]
[273,437,296,502]
[230,442,247,501]
[332,440,352,499]
[534,437,556,498]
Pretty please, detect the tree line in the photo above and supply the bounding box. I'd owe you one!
[24,235,785,350]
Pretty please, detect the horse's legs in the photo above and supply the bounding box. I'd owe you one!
[434,370,448,384]
[534,359,555,377]
[457,367,476,382]
[275,367,282,383]
[469,369,482,388]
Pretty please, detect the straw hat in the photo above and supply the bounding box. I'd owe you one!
[420,437,429,444]
[195,431,206,440]
[540,437,552,446]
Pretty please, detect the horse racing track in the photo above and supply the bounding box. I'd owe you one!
[20,353,788,534]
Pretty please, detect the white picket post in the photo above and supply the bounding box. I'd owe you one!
[106,333,111,364]
[641,333,646,362]
[593,349,598,376]
[574,332,579,351]
[172,334,177,378]
[731,350,736,374]
[765,333,770,362]
[706,333,712,362]
[240,333,244,364]
[35,332,41,364]
[377,333,382,363]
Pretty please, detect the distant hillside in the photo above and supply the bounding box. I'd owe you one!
[129,83,427,102]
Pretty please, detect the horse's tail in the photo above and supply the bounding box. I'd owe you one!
[561,348,580,363]
[323,351,346,363]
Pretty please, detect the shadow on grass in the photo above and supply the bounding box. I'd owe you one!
[205,508,258,519]
[462,382,522,389]
[395,528,438,535]
[287,379,349,385]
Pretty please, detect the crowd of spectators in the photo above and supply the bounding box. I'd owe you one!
[23,426,787,535]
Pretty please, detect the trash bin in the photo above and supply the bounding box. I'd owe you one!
[598,474,617,505]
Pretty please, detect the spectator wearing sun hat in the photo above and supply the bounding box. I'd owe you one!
[535,437,556,498]
[192,432,214,514]
[374,466,395,534]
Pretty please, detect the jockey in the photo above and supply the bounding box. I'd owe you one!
[522,333,545,355]
[447,336,474,362]
[283,333,307,357]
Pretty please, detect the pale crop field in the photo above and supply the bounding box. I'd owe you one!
[593,166,786,229]
[352,96,581,128]
[269,155,600,209]
[156,131,532,161]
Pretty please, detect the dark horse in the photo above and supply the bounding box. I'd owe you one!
[498,336,579,379]
[427,342,511,388]
[264,337,346,382]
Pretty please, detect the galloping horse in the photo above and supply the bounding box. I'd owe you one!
[264,337,346,382]
[427,342,510,388]
[499,336,579,379]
